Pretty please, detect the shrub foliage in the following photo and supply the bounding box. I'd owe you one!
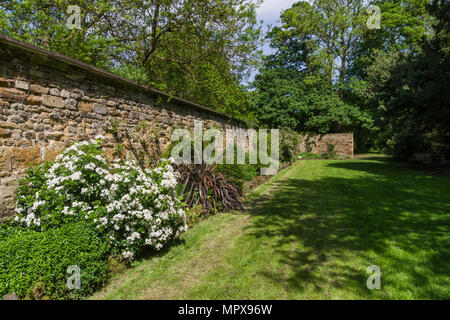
[0,222,109,299]
[13,138,187,260]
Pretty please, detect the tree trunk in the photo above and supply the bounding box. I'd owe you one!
[338,53,346,100]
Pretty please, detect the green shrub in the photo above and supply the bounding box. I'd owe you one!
[298,152,323,159]
[216,163,259,190]
[215,141,264,188]
[279,128,302,163]
[385,126,449,162]
[14,138,187,260]
[0,222,109,300]
[185,205,204,228]
[322,143,337,159]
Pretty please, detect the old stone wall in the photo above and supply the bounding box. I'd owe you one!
[0,36,245,219]
[298,133,354,157]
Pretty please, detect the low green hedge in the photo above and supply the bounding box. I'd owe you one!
[0,222,109,299]
[216,164,260,190]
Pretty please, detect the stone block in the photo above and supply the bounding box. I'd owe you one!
[43,146,64,161]
[26,94,42,105]
[37,106,52,113]
[0,121,17,133]
[0,176,19,217]
[11,146,42,169]
[60,89,70,98]
[0,147,12,172]
[0,98,9,107]
[49,88,60,96]
[23,131,36,139]
[33,124,44,132]
[30,84,49,94]
[36,132,46,141]
[64,98,78,111]
[78,101,93,112]
[93,104,108,115]
[70,89,83,99]
[45,132,64,141]
[0,128,11,138]
[7,115,25,124]
[0,77,13,87]
[0,87,27,102]
[42,95,64,108]
[15,80,29,91]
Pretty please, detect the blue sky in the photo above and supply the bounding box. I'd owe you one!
[256,0,299,54]
[248,0,298,82]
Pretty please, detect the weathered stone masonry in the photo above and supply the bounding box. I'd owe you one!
[298,133,354,157]
[0,35,246,219]
[0,35,354,219]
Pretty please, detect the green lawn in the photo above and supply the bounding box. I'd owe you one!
[91,157,450,300]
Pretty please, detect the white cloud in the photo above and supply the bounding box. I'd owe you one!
[248,0,311,82]
[256,0,298,27]
[254,0,300,58]
[256,0,316,27]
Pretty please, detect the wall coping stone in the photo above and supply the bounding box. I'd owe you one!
[0,34,247,127]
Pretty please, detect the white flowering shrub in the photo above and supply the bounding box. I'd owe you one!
[14,138,187,260]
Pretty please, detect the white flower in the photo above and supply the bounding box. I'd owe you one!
[70,171,82,181]
[62,206,74,215]
[31,200,45,212]
[84,163,96,170]
[122,251,134,259]
[99,217,108,226]
[18,137,188,261]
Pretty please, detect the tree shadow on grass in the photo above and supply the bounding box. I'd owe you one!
[136,238,187,263]
[245,160,450,299]
[354,156,393,162]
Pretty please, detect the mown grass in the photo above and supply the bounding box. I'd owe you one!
[91,158,450,300]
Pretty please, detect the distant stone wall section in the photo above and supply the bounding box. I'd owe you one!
[298,133,354,157]
[0,36,245,219]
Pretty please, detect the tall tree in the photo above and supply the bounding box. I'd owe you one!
[0,0,119,69]
[0,0,262,118]
[251,65,373,134]
[251,0,374,148]
[366,0,450,159]
[267,0,368,98]
[348,0,432,79]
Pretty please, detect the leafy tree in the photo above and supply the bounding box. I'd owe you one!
[348,0,432,79]
[251,66,373,136]
[252,0,440,153]
[366,0,450,160]
[0,0,262,119]
[102,0,262,114]
[250,67,305,130]
[251,0,374,150]
[266,0,370,98]
[0,0,119,69]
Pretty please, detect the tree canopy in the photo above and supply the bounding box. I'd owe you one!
[250,0,448,157]
[0,0,262,120]
[1,0,448,159]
